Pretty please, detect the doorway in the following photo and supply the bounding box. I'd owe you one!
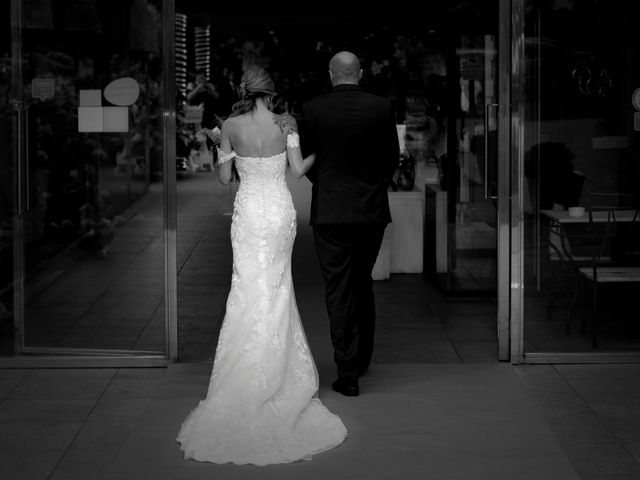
[173,5,510,363]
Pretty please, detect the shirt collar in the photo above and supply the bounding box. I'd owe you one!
[332,84,361,92]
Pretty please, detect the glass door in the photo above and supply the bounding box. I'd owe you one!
[423,4,506,299]
[6,0,173,362]
[512,0,640,362]
[418,2,510,358]
[441,31,499,295]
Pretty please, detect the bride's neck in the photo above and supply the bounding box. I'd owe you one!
[254,97,270,113]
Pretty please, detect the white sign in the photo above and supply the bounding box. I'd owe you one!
[104,77,140,106]
[79,89,101,107]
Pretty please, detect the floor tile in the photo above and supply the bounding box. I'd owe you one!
[628,443,640,464]
[515,365,575,393]
[100,377,163,399]
[0,421,82,450]
[50,444,122,480]
[557,365,640,395]
[582,394,640,443]
[8,373,113,400]
[0,376,26,402]
[86,397,151,424]
[68,422,134,451]
[0,399,96,423]
[562,443,640,477]
[525,391,617,444]
[0,449,65,480]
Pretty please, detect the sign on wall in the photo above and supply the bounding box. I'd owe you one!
[78,77,140,133]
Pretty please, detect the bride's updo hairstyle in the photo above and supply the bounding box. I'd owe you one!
[230,65,275,117]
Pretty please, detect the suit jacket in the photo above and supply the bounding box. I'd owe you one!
[300,84,400,225]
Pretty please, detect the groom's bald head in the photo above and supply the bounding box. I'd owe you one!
[329,51,362,86]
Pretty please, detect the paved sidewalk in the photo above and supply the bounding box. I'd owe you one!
[105,363,578,480]
[3,362,640,479]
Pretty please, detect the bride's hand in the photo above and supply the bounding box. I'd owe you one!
[199,127,221,144]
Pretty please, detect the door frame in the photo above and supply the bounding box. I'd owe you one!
[164,0,178,363]
[496,0,512,361]
[506,0,524,363]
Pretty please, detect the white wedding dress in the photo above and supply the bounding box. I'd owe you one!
[176,136,348,465]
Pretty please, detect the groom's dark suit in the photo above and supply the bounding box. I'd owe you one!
[300,84,399,386]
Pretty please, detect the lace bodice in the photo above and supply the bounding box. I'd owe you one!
[234,151,288,184]
[232,151,295,255]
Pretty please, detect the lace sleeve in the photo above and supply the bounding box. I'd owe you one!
[286,132,300,148]
[274,113,297,134]
[217,149,236,165]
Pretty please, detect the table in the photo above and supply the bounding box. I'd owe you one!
[541,209,639,261]
[541,209,639,225]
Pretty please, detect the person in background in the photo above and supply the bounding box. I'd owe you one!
[187,70,220,130]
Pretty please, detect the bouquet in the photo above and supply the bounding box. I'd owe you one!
[199,126,221,145]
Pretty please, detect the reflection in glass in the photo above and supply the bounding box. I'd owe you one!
[523,1,640,353]
[0,2,13,355]
[5,0,166,355]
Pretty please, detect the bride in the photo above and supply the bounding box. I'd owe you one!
[176,65,348,465]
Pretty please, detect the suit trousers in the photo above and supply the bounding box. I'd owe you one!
[312,223,387,382]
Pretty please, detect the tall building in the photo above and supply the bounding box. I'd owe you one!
[175,12,188,97]
[194,24,210,78]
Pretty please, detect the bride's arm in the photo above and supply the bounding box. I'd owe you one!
[284,118,315,179]
[217,120,235,185]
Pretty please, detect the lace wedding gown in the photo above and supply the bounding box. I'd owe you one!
[176,136,348,465]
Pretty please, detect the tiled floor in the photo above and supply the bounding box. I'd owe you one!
[517,364,640,480]
[105,363,578,480]
[2,363,640,478]
[1,172,640,478]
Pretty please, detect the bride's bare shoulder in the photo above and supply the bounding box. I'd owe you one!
[222,116,240,128]
[272,113,297,134]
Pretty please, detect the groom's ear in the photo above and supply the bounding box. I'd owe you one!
[358,69,363,81]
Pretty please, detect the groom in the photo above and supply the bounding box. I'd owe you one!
[300,51,400,397]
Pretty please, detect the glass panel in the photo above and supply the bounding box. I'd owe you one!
[0,2,14,355]
[523,1,640,352]
[441,31,499,294]
[11,0,167,355]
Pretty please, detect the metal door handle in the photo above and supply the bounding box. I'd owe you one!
[484,103,498,199]
[11,99,23,214]
[24,107,30,211]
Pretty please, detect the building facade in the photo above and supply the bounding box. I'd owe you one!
[1,1,639,367]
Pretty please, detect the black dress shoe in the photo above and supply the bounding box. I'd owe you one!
[332,378,359,397]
